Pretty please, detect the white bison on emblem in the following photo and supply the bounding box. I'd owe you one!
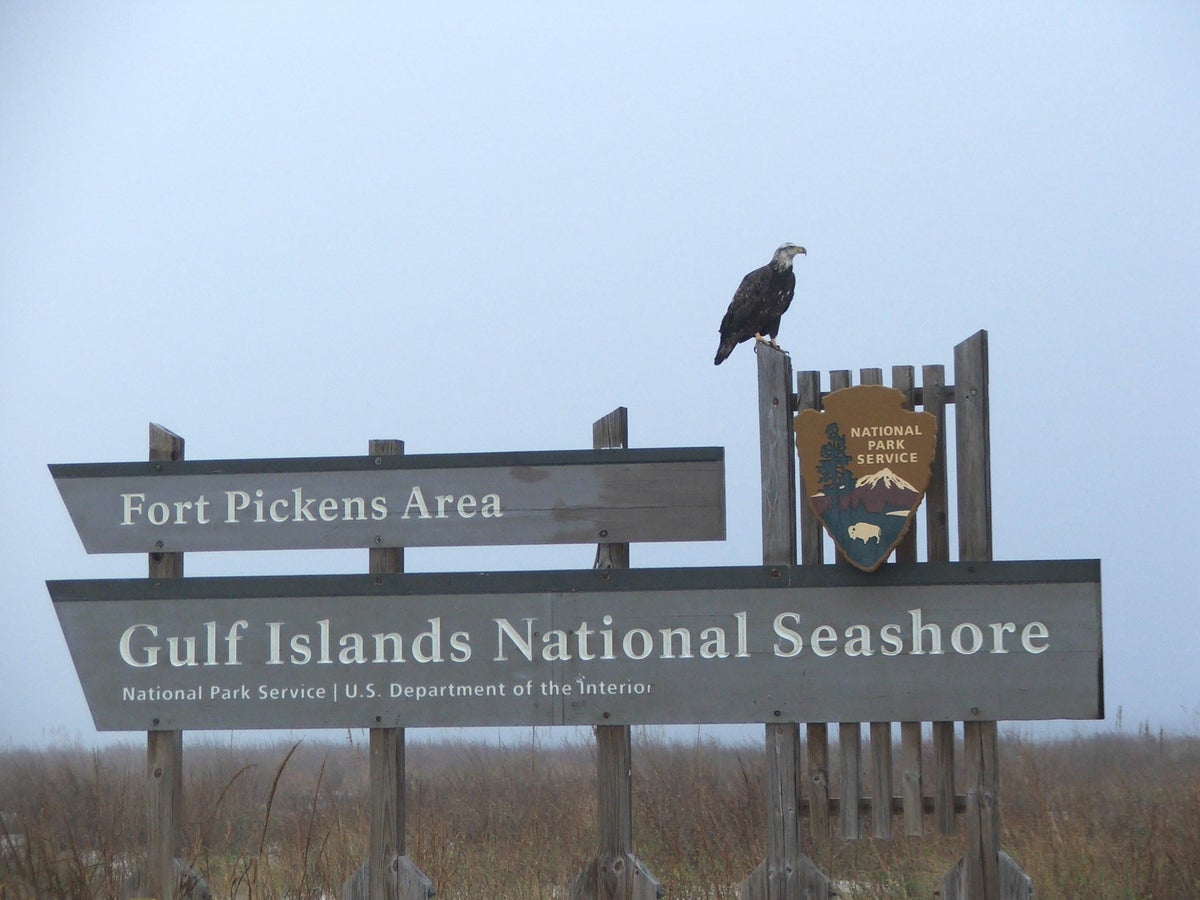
[847,521,882,544]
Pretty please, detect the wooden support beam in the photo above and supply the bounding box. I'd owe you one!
[759,347,797,567]
[146,425,182,900]
[144,425,208,900]
[740,346,830,900]
[344,440,433,900]
[571,408,660,900]
[941,330,1032,899]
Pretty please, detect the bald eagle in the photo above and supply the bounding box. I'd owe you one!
[713,243,806,365]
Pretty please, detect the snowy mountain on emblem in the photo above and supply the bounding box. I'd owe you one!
[854,467,917,492]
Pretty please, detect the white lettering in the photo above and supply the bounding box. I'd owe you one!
[951,622,984,654]
[403,485,431,519]
[1021,621,1050,653]
[773,612,804,657]
[119,624,159,667]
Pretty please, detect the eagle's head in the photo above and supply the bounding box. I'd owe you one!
[771,243,807,270]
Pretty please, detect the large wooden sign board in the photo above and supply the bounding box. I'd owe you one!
[50,447,725,553]
[49,560,1101,732]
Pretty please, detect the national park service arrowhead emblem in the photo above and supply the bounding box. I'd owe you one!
[794,385,937,572]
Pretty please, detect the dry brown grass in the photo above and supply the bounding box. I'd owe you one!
[1,726,1197,898]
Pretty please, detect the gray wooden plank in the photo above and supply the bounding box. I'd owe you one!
[805,722,831,840]
[900,721,924,835]
[52,563,1102,731]
[52,448,726,553]
[839,722,862,840]
[869,722,893,838]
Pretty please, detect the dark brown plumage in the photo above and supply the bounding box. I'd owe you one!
[714,243,806,365]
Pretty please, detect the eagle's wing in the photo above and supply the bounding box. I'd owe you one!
[719,264,772,338]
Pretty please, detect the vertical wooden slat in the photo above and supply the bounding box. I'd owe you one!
[891,366,923,835]
[869,722,893,838]
[859,368,893,838]
[829,370,863,844]
[796,370,830,844]
[806,722,830,840]
[839,722,862,840]
[795,370,824,568]
[891,365,918,564]
[900,722,924,835]
[954,330,1001,899]
[147,423,184,900]
[954,331,992,563]
[858,367,882,386]
[922,365,950,564]
[933,721,958,837]
[921,365,956,837]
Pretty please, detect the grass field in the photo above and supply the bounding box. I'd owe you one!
[1,725,1197,899]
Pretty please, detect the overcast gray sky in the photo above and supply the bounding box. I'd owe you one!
[2,3,1198,747]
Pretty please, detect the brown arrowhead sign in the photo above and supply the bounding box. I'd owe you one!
[794,385,937,572]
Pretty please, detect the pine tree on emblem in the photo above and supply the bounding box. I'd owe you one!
[817,423,857,511]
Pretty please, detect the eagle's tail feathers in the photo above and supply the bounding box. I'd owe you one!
[714,336,737,365]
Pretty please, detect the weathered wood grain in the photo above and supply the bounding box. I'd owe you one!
[869,722,893,838]
[795,370,824,568]
[839,722,862,840]
[144,425,209,900]
[758,346,797,567]
[572,408,660,900]
[343,439,433,900]
[921,366,956,839]
[891,365,918,565]
[749,346,829,899]
[900,721,924,836]
[943,329,1030,898]
[805,722,830,840]
[921,365,950,564]
[146,425,183,900]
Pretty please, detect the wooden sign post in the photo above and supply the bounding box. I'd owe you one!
[140,424,209,900]
[342,439,433,900]
[571,407,662,900]
[740,345,830,900]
